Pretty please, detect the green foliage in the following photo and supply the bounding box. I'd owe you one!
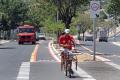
[51,0,89,29]
[44,17,64,34]
[107,0,120,16]
[0,0,28,29]
[97,20,113,29]
[27,0,56,27]
[71,12,92,33]
[69,26,77,35]
[99,11,107,20]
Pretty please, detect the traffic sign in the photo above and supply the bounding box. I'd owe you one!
[90,1,100,18]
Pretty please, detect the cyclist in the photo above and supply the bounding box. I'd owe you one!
[58,29,75,74]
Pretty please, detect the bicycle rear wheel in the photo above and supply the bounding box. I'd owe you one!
[68,62,72,78]
[75,58,78,70]
[65,61,68,76]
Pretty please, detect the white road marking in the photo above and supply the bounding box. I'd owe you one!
[81,46,111,61]
[81,45,120,71]
[0,40,10,44]
[112,42,120,47]
[49,41,96,80]
[72,63,96,80]
[48,42,61,62]
[17,62,30,80]
[105,62,120,70]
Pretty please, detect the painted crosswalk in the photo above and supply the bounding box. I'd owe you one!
[17,62,30,80]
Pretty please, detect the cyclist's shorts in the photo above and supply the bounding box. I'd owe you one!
[63,48,74,58]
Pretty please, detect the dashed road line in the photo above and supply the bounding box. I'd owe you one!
[17,62,30,80]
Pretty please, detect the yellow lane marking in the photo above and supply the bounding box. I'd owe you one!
[30,44,39,62]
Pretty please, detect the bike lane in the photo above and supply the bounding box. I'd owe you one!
[29,41,81,80]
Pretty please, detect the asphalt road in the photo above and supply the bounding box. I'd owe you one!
[1,39,120,80]
[78,40,120,65]
[30,40,81,80]
[0,40,81,80]
[0,41,35,80]
[75,35,120,80]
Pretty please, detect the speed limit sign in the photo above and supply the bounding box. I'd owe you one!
[90,1,100,18]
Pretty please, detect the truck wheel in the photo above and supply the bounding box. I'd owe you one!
[32,42,36,44]
[18,42,23,45]
[18,42,21,45]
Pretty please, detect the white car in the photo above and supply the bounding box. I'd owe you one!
[37,33,46,40]
[85,32,93,41]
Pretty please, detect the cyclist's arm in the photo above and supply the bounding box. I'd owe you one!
[59,44,69,48]
[71,36,76,48]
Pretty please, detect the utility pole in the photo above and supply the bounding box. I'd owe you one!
[90,1,100,61]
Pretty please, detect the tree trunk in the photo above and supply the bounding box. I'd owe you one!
[65,23,70,29]
[7,30,11,40]
[0,29,1,39]
[83,32,85,41]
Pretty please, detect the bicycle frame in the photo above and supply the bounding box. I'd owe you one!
[60,51,78,78]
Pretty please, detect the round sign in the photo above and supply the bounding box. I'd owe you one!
[91,2,100,11]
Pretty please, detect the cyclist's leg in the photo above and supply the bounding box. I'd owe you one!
[68,50,74,75]
[61,51,64,71]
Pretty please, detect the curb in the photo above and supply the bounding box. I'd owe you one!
[48,41,61,62]
[50,40,111,62]
[50,41,96,62]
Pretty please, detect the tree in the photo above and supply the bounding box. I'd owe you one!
[51,0,89,29]
[72,12,92,40]
[44,17,64,37]
[0,0,28,39]
[27,0,56,28]
[107,0,120,24]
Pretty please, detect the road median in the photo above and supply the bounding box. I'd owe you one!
[50,40,100,62]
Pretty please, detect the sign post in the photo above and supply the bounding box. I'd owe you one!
[90,1,100,60]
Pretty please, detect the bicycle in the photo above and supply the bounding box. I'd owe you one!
[61,49,79,78]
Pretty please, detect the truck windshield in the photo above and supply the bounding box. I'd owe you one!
[19,28,34,33]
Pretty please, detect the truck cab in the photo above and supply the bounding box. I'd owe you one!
[17,25,36,44]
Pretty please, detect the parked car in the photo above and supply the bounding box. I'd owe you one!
[98,28,108,42]
[85,32,93,41]
[37,33,46,40]
[85,35,93,41]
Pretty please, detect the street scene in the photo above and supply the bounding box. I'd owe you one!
[0,0,120,80]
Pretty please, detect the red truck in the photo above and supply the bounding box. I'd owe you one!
[17,24,36,44]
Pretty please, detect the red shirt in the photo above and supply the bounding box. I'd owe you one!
[59,34,74,50]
